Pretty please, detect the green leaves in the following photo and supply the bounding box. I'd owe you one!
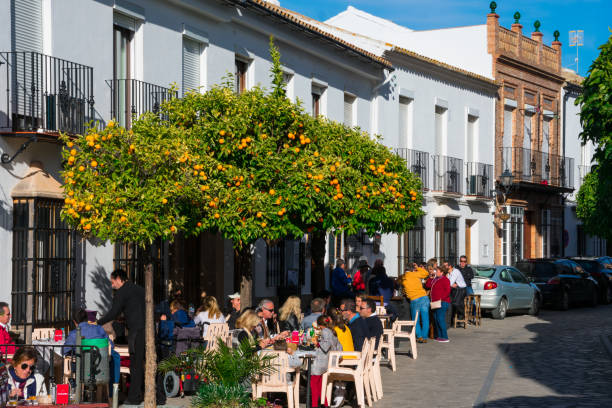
[576,33,612,239]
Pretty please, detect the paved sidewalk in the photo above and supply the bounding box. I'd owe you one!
[161,304,612,407]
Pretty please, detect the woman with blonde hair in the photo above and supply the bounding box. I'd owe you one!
[278,295,302,332]
[235,309,273,350]
[194,295,225,336]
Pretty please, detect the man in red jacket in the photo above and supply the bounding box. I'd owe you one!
[0,302,16,355]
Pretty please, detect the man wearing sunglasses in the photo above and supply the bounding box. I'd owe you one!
[0,302,15,355]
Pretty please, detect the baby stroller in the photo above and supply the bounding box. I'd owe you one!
[158,321,203,398]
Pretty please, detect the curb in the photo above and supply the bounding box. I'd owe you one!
[601,335,612,360]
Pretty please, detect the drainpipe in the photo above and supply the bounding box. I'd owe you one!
[561,88,569,257]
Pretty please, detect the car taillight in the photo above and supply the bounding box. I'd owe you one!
[547,277,561,284]
[484,281,498,290]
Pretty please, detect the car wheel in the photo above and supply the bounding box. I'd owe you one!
[491,297,508,320]
[528,294,540,316]
[163,371,180,398]
[559,290,569,311]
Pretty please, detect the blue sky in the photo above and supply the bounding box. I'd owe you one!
[280,0,611,76]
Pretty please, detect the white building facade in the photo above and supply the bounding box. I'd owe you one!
[0,0,391,335]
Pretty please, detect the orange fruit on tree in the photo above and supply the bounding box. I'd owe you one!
[261,222,267,228]
[214,213,220,219]
[219,138,225,144]
[70,149,77,156]
[161,198,168,204]
[78,166,85,172]
[90,160,98,168]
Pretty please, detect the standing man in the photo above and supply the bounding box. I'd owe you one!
[445,262,467,322]
[225,293,241,330]
[401,264,430,343]
[331,259,352,305]
[97,269,145,405]
[457,255,475,296]
[0,302,15,355]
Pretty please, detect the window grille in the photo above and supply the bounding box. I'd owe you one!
[113,240,166,303]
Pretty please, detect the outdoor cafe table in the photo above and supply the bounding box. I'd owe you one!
[32,338,65,378]
[294,349,316,407]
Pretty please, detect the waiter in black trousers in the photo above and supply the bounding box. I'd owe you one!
[98,269,145,405]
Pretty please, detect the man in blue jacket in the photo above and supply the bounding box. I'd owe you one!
[331,259,352,305]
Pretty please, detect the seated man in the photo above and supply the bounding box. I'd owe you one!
[0,302,16,355]
[255,299,288,341]
[339,299,368,352]
[64,309,120,395]
[359,299,384,348]
[302,298,324,331]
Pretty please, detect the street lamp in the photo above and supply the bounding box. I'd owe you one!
[500,169,513,191]
[496,169,514,222]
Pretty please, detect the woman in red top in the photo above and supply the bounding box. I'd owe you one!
[426,265,451,342]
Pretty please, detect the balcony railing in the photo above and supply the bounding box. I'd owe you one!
[0,51,94,135]
[106,79,177,129]
[395,148,429,190]
[499,147,574,189]
[466,162,494,198]
[432,155,463,194]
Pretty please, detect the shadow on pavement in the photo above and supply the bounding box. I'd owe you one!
[481,305,612,407]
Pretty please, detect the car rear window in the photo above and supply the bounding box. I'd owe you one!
[515,262,557,279]
[474,266,495,278]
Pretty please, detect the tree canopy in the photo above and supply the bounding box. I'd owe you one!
[576,33,612,239]
[60,39,423,248]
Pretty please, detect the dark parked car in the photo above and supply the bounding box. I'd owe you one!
[570,257,612,304]
[515,259,599,310]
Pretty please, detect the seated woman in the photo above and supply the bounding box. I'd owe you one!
[168,300,195,328]
[194,296,225,337]
[234,310,273,351]
[278,295,302,333]
[7,347,46,400]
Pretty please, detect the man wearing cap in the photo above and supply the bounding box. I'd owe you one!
[225,292,241,330]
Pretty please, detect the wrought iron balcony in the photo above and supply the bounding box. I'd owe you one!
[106,79,177,129]
[499,147,574,189]
[395,148,429,190]
[466,162,494,198]
[0,51,94,135]
[432,155,463,194]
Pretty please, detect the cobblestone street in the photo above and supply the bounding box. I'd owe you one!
[374,304,612,408]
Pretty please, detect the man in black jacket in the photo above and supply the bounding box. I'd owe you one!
[97,269,145,405]
[339,298,368,351]
[360,298,384,348]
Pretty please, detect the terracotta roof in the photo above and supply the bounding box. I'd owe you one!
[388,46,498,86]
[235,0,393,69]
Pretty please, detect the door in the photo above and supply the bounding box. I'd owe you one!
[509,268,532,308]
[499,268,518,309]
[465,220,475,264]
[113,24,133,127]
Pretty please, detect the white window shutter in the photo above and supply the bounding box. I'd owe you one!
[182,38,201,95]
[13,0,43,52]
[344,94,354,126]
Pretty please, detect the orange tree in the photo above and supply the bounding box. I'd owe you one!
[60,39,422,407]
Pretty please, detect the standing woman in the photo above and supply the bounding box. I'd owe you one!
[426,265,451,343]
[278,296,302,333]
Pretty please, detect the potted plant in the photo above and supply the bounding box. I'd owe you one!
[158,339,274,407]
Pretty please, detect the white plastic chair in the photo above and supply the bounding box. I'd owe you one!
[375,305,387,316]
[393,311,419,360]
[321,337,373,408]
[379,328,396,371]
[252,351,299,408]
[370,336,384,401]
[203,323,229,351]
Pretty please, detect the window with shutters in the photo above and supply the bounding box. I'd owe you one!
[435,217,458,265]
[235,59,248,94]
[113,23,133,127]
[343,93,355,126]
[11,0,43,52]
[312,84,325,117]
[182,38,202,95]
[282,71,294,99]
[399,96,413,148]
[435,105,447,155]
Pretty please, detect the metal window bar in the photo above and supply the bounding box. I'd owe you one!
[11,199,75,331]
[106,79,177,129]
[499,147,574,188]
[395,148,429,190]
[266,240,285,288]
[113,240,165,304]
[0,51,94,134]
[465,162,494,197]
[432,155,463,194]
[398,216,425,270]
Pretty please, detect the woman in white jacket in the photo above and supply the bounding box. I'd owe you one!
[7,347,47,400]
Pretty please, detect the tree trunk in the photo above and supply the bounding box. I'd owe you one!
[310,230,327,295]
[234,245,253,308]
[144,261,157,408]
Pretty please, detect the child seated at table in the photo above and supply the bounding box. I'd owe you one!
[310,315,341,408]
